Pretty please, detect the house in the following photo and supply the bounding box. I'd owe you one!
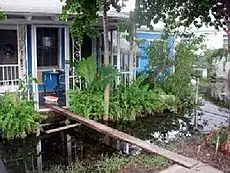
[135,27,174,74]
[0,0,131,111]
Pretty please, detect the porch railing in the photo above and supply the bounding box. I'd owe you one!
[0,64,19,89]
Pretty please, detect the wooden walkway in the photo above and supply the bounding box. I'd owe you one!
[47,104,201,168]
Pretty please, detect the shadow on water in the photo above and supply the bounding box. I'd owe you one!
[0,113,195,173]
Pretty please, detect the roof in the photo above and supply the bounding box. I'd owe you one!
[0,0,62,15]
[112,31,140,55]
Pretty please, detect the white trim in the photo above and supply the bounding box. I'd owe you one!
[35,25,64,69]
[116,31,121,85]
[25,25,30,100]
[0,24,18,30]
[31,25,39,110]
[64,26,70,108]
[34,24,66,28]
[136,30,163,34]
[0,19,66,25]
[38,108,52,112]
[58,28,62,69]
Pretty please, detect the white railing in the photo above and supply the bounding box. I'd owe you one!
[0,64,19,92]
[120,71,130,85]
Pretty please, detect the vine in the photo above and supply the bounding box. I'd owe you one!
[0,8,7,20]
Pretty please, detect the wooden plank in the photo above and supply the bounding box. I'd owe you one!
[45,123,80,134]
[47,104,199,168]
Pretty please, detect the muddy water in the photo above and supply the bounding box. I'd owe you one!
[0,114,196,173]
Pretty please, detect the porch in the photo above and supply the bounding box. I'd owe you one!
[0,0,138,111]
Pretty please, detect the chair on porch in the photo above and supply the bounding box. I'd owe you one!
[52,70,65,96]
[37,71,46,93]
[56,73,65,96]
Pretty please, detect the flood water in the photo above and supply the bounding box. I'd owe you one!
[0,102,229,173]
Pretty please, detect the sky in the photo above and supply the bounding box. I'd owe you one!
[122,0,135,12]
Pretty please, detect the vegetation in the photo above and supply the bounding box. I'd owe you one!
[136,0,229,31]
[69,57,181,121]
[0,93,44,139]
[136,0,230,152]
[45,154,169,173]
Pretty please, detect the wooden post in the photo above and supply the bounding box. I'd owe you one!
[65,119,72,164]
[36,126,43,173]
[116,139,120,150]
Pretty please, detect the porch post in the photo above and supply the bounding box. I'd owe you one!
[98,33,102,67]
[31,25,39,110]
[17,24,27,80]
[116,30,121,85]
[64,26,70,108]
[92,37,97,59]
[110,31,114,66]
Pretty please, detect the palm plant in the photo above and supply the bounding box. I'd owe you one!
[69,56,119,120]
[72,56,118,91]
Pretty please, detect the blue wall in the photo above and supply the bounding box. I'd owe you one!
[136,31,174,73]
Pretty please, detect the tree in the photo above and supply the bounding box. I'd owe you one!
[63,0,126,145]
[136,0,230,153]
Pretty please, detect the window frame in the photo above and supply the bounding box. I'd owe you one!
[36,27,61,70]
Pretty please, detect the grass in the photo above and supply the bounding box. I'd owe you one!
[45,154,170,173]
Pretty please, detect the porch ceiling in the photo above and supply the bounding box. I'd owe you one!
[0,0,62,15]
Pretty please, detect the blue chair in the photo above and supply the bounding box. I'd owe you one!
[54,73,65,96]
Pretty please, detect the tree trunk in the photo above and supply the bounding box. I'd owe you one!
[102,2,110,145]
[225,0,230,154]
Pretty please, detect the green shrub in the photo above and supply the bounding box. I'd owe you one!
[69,89,104,120]
[0,92,44,139]
[69,75,180,121]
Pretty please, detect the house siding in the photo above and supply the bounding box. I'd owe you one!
[136,31,174,74]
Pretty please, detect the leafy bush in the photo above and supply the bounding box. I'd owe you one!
[69,74,180,121]
[0,92,44,139]
[110,76,179,121]
[69,89,104,120]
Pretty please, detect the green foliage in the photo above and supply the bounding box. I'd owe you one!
[69,56,118,120]
[147,33,202,113]
[61,0,100,43]
[69,89,104,120]
[71,56,119,91]
[209,127,228,147]
[203,48,229,74]
[69,70,180,121]
[96,154,169,173]
[18,74,38,100]
[0,10,7,20]
[45,154,169,173]
[0,93,44,139]
[110,76,179,121]
[61,0,128,43]
[136,0,229,30]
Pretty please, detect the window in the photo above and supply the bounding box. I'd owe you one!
[37,27,59,68]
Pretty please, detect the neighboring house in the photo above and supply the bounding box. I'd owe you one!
[135,27,174,74]
[0,0,130,111]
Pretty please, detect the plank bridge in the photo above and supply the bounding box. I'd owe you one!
[47,104,199,169]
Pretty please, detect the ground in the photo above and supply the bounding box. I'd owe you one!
[165,136,230,173]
